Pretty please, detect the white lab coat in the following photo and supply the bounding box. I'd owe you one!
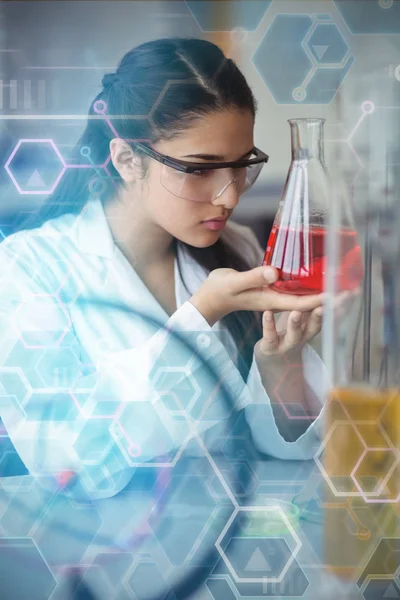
[0,197,328,501]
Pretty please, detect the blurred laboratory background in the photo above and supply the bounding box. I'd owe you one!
[0,0,399,246]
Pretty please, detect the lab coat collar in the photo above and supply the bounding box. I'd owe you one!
[72,198,186,318]
[72,197,208,313]
[74,198,115,258]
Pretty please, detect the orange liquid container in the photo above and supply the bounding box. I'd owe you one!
[263,226,363,295]
[323,388,400,581]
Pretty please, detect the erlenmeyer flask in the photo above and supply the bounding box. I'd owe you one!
[263,118,363,295]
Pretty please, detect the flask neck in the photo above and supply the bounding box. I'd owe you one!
[289,118,325,161]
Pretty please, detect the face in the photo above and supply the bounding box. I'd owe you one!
[113,109,255,248]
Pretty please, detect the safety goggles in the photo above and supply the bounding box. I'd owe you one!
[132,141,269,203]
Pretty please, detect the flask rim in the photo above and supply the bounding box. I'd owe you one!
[288,118,326,124]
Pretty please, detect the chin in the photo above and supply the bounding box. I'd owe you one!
[192,231,222,248]
[177,231,221,249]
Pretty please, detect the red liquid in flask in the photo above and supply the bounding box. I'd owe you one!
[263,226,363,295]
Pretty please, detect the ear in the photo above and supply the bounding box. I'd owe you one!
[109,138,141,183]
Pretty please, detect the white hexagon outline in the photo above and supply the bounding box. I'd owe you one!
[351,447,400,503]
[0,365,31,416]
[109,341,232,468]
[29,492,104,556]
[5,138,66,195]
[314,419,367,498]
[298,16,354,102]
[252,13,354,104]
[206,460,260,502]
[78,446,130,498]
[73,421,116,466]
[302,19,352,69]
[123,556,175,598]
[34,346,82,390]
[110,404,193,469]
[215,505,302,584]
[252,13,313,101]
[151,365,202,413]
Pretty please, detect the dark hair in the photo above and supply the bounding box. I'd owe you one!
[22,37,262,380]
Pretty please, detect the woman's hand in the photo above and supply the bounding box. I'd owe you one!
[254,308,322,359]
[253,289,360,425]
[254,308,324,429]
[254,288,359,360]
[189,266,324,326]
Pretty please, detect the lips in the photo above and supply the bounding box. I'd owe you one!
[203,217,227,223]
[202,219,227,231]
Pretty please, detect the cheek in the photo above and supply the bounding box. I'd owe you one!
[142,165,220,246]
[146,168,206,226]
[157,197,204,229]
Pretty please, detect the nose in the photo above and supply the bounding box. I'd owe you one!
[211,178,239,210]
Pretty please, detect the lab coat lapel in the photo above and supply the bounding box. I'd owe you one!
[73,198,170,338]
[73,198,206,325]
[112,244,170,324]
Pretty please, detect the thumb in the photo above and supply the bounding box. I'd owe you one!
[232,265,278,293]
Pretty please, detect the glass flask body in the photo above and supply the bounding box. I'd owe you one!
[263,119,363,295]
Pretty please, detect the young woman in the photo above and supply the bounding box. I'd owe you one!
[0,38,328,501]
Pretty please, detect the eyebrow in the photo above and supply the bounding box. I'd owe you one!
[182,148,254,161]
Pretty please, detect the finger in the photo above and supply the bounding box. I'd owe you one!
[260,288,325,313]
[232,266,278,294]
[300,312,311,330]
[275,311,290,329]
[303,307,323,342]
[259,311,280,354]
[282,311,305,351]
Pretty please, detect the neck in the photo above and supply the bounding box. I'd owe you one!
[104,191,175,269]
